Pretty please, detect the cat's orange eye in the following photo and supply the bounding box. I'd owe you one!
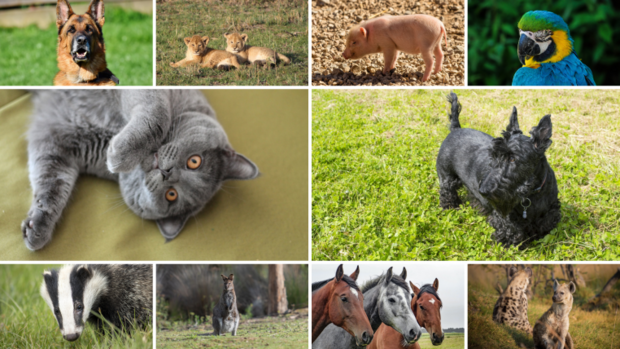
[165,188,178,202]
[187,155,202,169]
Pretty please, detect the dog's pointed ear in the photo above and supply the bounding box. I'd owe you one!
[56,0,75,29]
[156,215,189,242]
[86,0,105,28]
[223,150,259,180]
[506,106,521,134]
[530,115,553,152]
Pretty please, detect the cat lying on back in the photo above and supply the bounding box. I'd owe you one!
[22,90,259,251]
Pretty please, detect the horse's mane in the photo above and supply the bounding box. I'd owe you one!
[417,284,442,308]
[312,275,360,293]
[361,272,409,293]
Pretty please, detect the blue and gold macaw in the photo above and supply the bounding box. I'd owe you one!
[512,11,595,86]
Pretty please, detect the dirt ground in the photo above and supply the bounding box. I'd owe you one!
[311,0,465,86]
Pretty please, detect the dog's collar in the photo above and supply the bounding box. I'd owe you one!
[533,167,548,193]
[96,69,120,85]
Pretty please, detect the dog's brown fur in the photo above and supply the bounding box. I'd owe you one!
[54,0,118,86]
[170,35,240,69]
[533,280,576,349]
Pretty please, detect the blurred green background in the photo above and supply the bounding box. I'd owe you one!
[0,2,152,86]
[468,0,619,86]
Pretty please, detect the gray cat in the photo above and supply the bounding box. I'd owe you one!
[22,90,259,251]
[212,274,240,336]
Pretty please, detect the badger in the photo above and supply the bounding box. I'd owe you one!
[40,264,153,341]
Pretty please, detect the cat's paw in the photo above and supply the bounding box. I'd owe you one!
[106,135,148,173]
[21,202,55,251]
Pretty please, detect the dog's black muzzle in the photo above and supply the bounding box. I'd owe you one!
[72,34,91,63]
[518,34,539,65]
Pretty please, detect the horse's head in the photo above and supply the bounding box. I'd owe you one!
[329,265,373,346]
[410,279,444,346]
[377,267,421,345]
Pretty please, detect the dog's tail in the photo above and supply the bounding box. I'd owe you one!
[446,91,462,131]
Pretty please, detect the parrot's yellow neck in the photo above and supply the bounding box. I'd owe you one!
[522,30,573,69]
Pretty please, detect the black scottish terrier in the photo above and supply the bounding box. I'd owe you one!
[436,92,561,247]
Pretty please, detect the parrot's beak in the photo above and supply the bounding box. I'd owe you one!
[518,33,540,65]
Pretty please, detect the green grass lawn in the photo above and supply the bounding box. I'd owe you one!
[468,265,620,349]
[0,265,153,349]
[156,312,308,349]
[156,0,308,86]
[312,89,620,261]
[418,332,464,348]
[0,6,153,86]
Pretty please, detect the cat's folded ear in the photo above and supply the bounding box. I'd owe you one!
[156,215,189,242]
[224,150,259,180]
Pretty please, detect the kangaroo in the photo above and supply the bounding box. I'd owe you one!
[533,280,576,349]
[212,274,240,336]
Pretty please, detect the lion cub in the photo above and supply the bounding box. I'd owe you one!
[224,33,291,66]
[533,280,576,349]
[170,35,240,69]
[493,266,533,334]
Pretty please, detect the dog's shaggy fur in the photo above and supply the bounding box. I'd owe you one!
[436,92,561,247]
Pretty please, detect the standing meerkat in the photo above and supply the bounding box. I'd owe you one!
[533,280,576,349]
[492,266,533,334]
[212,274,240,336]
[40,264,153,341]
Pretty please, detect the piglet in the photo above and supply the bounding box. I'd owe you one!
[342,15,447,81]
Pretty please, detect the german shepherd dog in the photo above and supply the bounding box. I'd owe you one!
[54,0,119,86]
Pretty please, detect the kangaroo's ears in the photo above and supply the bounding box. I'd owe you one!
[223,150,259,180]
[530,114,553,152]
[349,266,360,281]
[56,0,75,28]
[86,0,105,27]
[156,215,189,242]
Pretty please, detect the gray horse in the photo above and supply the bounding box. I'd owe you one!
[313,267,421,348]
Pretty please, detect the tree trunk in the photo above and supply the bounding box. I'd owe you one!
[268,264,288,315]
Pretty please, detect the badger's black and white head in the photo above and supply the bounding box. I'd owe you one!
[40,265,108,341]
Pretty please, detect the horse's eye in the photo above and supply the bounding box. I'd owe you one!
[165,188,178,202]
[420,305,425,310]
[388,298,396,304]
[187,155,202,169]
[76,303,83,310]
[340,296,347,302]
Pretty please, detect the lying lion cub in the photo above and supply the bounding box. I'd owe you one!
[170,35,240,69]
[224,33,291,66]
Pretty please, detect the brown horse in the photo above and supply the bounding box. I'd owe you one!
[312,264,374,346]
[367,278,443,349]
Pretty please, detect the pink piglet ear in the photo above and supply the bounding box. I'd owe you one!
[360,27,367,38]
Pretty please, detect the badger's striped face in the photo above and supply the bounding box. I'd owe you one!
[40,265,108,341]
